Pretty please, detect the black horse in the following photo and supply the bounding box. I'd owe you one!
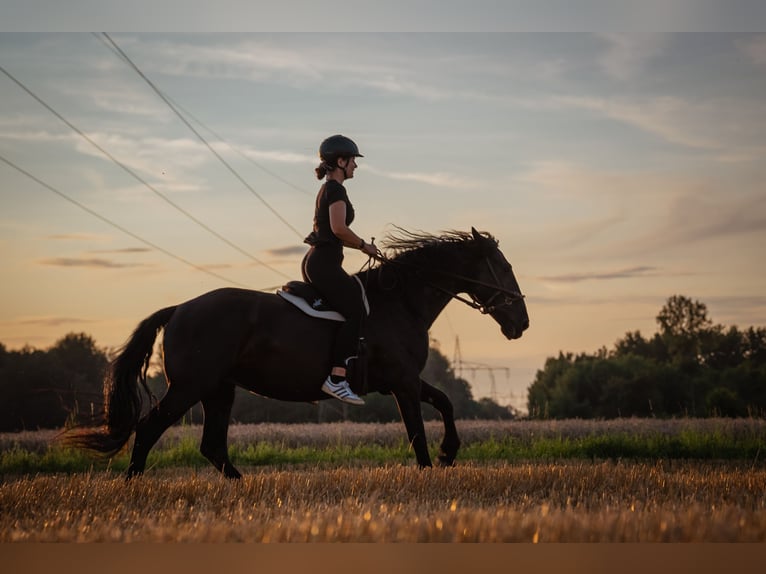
[69,228,528,477]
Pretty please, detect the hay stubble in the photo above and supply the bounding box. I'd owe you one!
[2,461,764,542]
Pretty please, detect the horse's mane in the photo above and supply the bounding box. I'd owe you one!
[380,227,496,265]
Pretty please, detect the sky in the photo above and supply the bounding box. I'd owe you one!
[1,29,765,411]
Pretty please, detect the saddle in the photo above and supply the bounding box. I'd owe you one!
[276,278,369,321]
[277,279,371,394]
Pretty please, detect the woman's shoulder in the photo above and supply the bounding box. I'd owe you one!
[324,180,348,202]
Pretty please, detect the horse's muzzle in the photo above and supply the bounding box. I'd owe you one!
[502,318,529,340]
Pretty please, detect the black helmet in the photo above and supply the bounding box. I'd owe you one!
[319,134,363,166]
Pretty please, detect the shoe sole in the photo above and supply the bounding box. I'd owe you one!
[321,384,365,405]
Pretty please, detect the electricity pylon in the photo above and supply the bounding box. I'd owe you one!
[452,336,510,403]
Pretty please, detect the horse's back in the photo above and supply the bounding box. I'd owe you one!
[159,286,335,400]
[161,288,273,371]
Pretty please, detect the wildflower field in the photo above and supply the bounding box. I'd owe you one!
[1,419,765,542]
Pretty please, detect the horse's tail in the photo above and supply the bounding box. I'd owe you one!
[65,305,178,457]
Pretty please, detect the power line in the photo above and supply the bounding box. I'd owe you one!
[0,63,291,281]
[100,33,306,238]
[166,95,313,198]
[0,152,250,288]
[92,32,310,197]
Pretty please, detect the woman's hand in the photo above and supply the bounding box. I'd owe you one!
[361,241,379,258]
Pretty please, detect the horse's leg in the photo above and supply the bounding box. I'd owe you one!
[127,383,199,479]
[420,379,460,466]
[393,383,432,468]
[200,384,241,479]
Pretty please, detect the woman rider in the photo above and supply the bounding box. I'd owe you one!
[302,135,379,405]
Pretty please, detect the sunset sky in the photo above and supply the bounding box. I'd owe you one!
[2,28,765,410]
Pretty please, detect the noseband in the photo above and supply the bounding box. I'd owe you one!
[432,257,525,315]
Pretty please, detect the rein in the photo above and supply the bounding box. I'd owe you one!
[371,253,525,315]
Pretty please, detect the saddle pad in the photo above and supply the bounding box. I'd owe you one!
[276,279,369,321]
[277,287,345,321]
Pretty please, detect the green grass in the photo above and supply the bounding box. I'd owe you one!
[460,431,764,462]
[1,430,763,476]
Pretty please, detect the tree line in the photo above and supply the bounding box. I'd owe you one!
[5,294,760,431]
[527,295,766,419]
[0,335,514,432]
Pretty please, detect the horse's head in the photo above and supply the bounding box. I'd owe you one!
[378,227,529,340]
[465,227,529,340]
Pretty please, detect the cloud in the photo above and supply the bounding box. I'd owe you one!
[518,160,627,198]
[0,117,211,194]
[597,33,666,82]
[626,192,766,256]
[105,35,481,105]
[87,86,174,120]
[74,132,212,173]
[528,293,663,307]
[538,266,660,284]
[36,257,148,269]
[545,91,766,162]
[12,316,96,327]
[47,233,111,241]
[707,295,766,312]
[691,295,766,328]
[554,95,720,151]
[239,147,314,165]
[107,36,378,94]
[87,247,153,254]
[196,263,233,270]
[740,34,766,67]
[553,214,626,249]
[365,165,480,189]
[266,245,307,257]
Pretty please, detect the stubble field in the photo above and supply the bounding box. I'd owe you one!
[1,419,765,542]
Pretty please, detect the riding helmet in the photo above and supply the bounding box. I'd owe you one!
[319,134,363,166]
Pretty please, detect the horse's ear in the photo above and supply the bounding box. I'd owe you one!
[471,227,496,254]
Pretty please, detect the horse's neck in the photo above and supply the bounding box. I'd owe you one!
[420,285,457,328]
[418,264,465,327]
[366,257,465,329]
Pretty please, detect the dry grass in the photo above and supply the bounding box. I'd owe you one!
[3,420,765,542]
[2,461,765,542]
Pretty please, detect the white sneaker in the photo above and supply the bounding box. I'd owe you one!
[321,376,365,405]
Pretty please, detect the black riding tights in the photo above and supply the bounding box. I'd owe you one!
[301,246,365,370]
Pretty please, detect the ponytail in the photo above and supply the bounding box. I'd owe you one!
[315,158,342,180]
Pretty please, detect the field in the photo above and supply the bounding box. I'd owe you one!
[1,418,765,542]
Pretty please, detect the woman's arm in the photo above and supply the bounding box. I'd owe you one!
[329,201,363,248]
[329,201,378,255]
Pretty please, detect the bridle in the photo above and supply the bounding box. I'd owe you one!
[375,254,525,315]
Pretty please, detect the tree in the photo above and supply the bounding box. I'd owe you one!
[656,295,713,367]
[527,353,575,418]
[0,333,109,431]
[656,295,712,339]
[528,296,766,419]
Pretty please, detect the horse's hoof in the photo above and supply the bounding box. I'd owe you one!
[124,470,143,482]
[223,465,242,479]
